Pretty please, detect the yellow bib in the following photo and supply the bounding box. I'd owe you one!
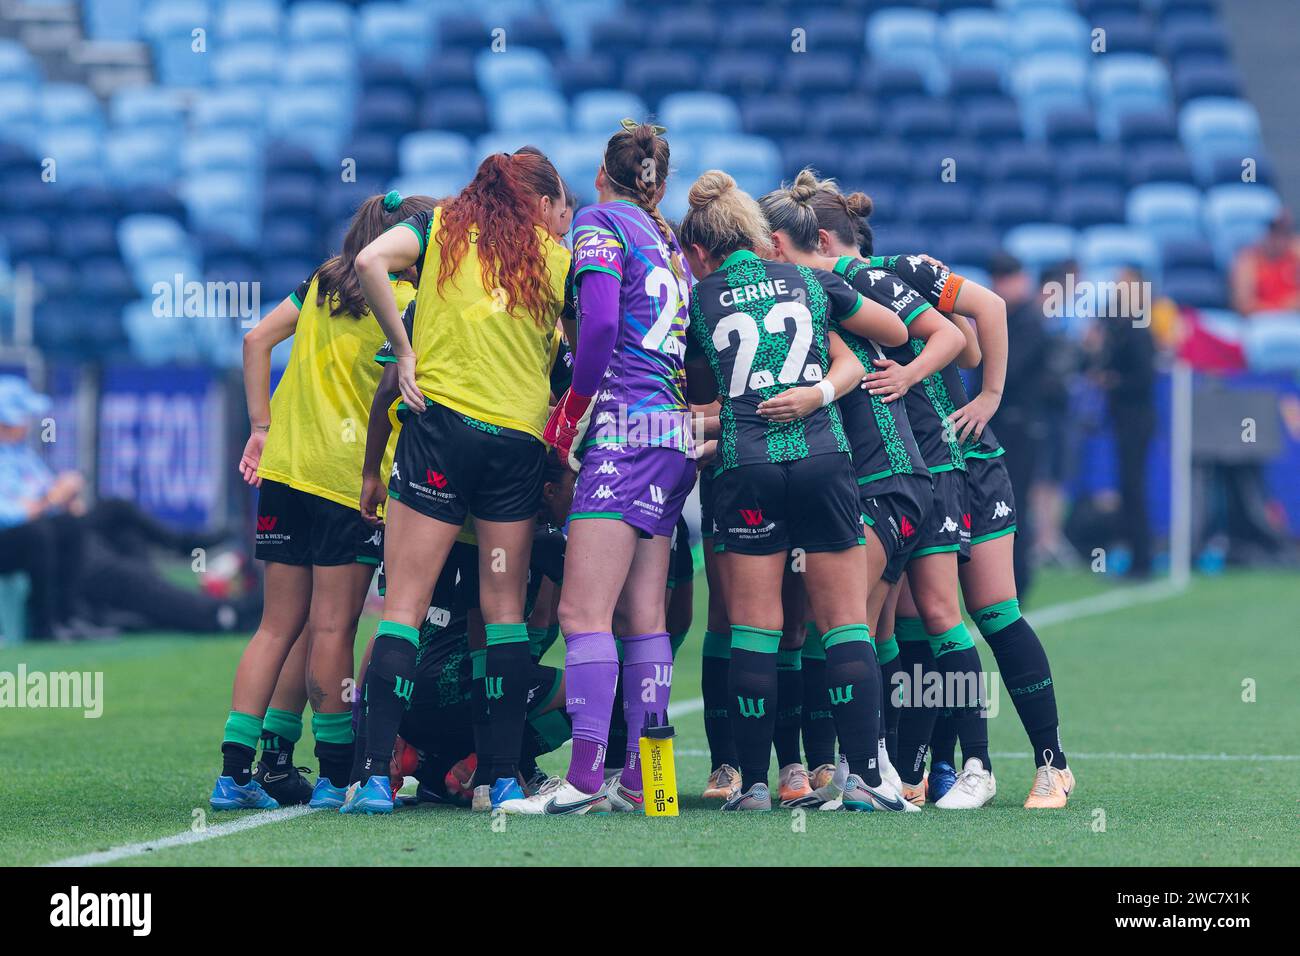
[258,275,417,510]
[410,206,571,439]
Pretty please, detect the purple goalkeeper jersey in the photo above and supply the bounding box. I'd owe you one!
[569,200,693,454]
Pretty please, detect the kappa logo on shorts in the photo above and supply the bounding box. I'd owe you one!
[365,529,382,547]
[426,470,448,489]
[596,461,620,476]
[992,500,1012,519]
[940,515,958,533]
[390,462,401,481]
[256,515,277,532]
[739,508,765,527]
[592,485,616,500]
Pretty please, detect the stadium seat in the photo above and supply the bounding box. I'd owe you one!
[476,48,556,97]
[359,3,432,76]
[1059,143,1127,187]
[784,55,858,97]
[549,134,608,197]
[905,184,974,226]
[723,10,793,55]
[803,11,868,56]
[492,88,568,135]
[944,8,1011,73]
[84,0,146,42]
[1202,183,1282,268]
[624,52,700,105]
[1011,8,1089,59]
[1130,142,1196,185]
[398,131,473,179]
[659,93,742,137]
[421,92,490,138]
[192,89,266,133]
[887,98,956,145]
[1161,20,1228,64]
[652,9,719,56]
[1174,61,1241,103]
[1090,13,1157,55]
[740,95,805,141]
[1160,236,1216,272]
[987,143,1055,186]
[509,13,567,56]
[571,90,645,135]
[217,0,281,42]
[110,87,185,133]
[287,2,355,46]
[703,53,773,98]
[355,89,418,138]
[981,183,1053,228]
[949,66,1006,106]
[1002,222,1078,277]
[1092,54,1172,140]
[1179,97,1263,183]
[812,97,881,141]
[40,129,105,187]
[698,135,781,199]
[1126,182,1204,245]
[40,84,103,132]
[1042,106,1098,146]
[1078,225,1161,278]
[781,140,849,183]
[1163,269,1227,309]
[106,129,180,187]
[1116,107,1179,148]
[1206,154,1274,188]
[212,43,280,92]
[962,99,1023,144]
[1057,185,1126,228]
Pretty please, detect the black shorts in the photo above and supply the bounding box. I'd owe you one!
[255,480,381,567]
[965,453,1018,545]
[389,401,545,525]
[712,453,862,556]
[909,468,971,564]
[860,472,933,584]
[699,467,716,538]
[667,514,694,588]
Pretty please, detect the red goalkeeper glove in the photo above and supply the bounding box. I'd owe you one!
[543,388,593,469]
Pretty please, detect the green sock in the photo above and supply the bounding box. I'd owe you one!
[971,598,1022,639]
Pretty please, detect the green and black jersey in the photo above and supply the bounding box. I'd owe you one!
[869,254,1004,461]
[686,250,861,473]
[830,256,929,486]
[374,300,417,365]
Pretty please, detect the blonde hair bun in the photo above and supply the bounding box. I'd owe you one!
[688,170,736,209]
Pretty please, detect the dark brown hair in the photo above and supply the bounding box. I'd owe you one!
[316,192,435,317]
[436,148,564,324]
[602,122,687,282]
[808,181,875,256]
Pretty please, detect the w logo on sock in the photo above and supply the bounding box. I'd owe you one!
[829,684,855,706]
[736,696,766,718]
[393,677,413,703]
[484,676,504,700]
[256,516,277,532]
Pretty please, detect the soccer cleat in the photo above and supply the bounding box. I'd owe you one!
[253,761,313,806]
[210,775,279,811]
[1024,757,1075,809]
[900,777,927,808]
[489,776,526,809]
[927,760,959,803]
[778,763,817,807]
[811,755,851,810]
[934,758,996,809]
[340,775,393,814]
[878,739,903,794]
[308,777,348,809]
[498,775,607,815]
[721,782,772,811]
[840,774,922,813]
[599,771,645,813]
[810,762,838,791]
[702,764,742,800]
[523,767,549,796]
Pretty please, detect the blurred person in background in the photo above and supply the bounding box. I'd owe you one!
[1088,265,1159,579]
[0,375,256,640]
[1231,209,1300,316]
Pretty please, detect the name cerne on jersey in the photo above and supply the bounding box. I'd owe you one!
[719,277,792,308]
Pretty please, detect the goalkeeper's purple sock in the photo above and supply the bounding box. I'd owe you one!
[619,631,673,791]
[563,630,619,794]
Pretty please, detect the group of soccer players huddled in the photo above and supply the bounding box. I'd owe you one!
[210,119,1075,818]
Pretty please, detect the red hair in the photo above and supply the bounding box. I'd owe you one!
[436,150,564,324]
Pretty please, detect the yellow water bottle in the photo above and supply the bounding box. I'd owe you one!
[639,713,679,816]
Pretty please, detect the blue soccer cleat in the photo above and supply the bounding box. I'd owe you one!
[309,777,348,809]
[928,761,959,803]
[340,775,393,814]
[210,775,280,811]
[490,776,526,809]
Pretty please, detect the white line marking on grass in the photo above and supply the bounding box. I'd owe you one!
[672,748,1297,762]
[45,806,320,867]
[1022,579,1185,629]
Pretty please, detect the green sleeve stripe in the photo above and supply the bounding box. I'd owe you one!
[288,292,303,309]
[851,292,866,314]
[963,445,1006,460]
[394,220,426,252]
[572,263,622,281]
[903,302,930,325]
[375,355,396,364]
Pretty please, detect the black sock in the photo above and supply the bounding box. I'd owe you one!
[728,626,780,791]
[360,628,418,780]
[773,649,803,768]
[315,741,353,789]
[469,648,488,785]
[221,743,256,785]
[701,631,735,769]
[895,621,938,787]
[931,626,992,773]
[482,626,532,783]
[930,712,958,767]
[259,732,294,770]
[800,638,836,768]
[879,652,903,765]
[823,627,881,787]
[351,674,370,785]
[981,613,1067,769]
[607,669,628,771]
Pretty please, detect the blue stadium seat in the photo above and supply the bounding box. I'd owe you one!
[509,13,567,56]
[699,135,782,199]
[1042,106,1097,146]
[1163,269,1226,310]
[1014,54,1088,139]
[1174,61,1240,103]
[784,55,858,97]
[268,90,352,167]
[914,142,986,185]
[1202,183,1282,267]
[398,131,473,178]
[1126,182,1204,245]
[40,83,104,131]
[85,0,146,42]
[944,8,1011,73]
[344,137,398,182]
[1078,225,1161,278]
[476,48,556,97]
[812,96,881,140]
[119,213,193,264]
[652,9,719,56]
[723,10,793,55]
[1206,153,1273,188]
[28,257,76,298]
[660,93,742,137]
[0,81,38,149]
[704,53,774,98]
[287,2,355,46]
[60,216,118,259]
[106,129,180,187]
[192,89,266,133]
[588,16,645,60]
[623,52,700,105]
[182,134,261,177]
[181,171,260,247]
[1161,20,1228,64]
[849,143,913,186]
[1090,13,1157,55]
[1160,237,1216,272]
[282,45,358,102]
[141,0,211,41]
[803,11,868,56]
[110,87,185,134]
[1092,54,1172,140]
[1012,8,1089,58]
[869,64,929,103]
[217,0,281,42]
[421,92,490,138]
[867,8,938,62]
[263,176,319,218]
[1180,97,1262,183]
[355,89,418,137]
[1002,222,1077,277]
[212,43,280,92]
[1130,142,1195,185]
[782,140,850,182]
[962,99,1023,144]
[41,129,105,187]
[887,98,956,145]
[871,223,933,260]
[905,184,974,226]
[1057,184,1126,228]
[492,88,568,135]
[937,225,1002,270]
[549,134,608,196]
[359,3,432,76]
[554,54,617,95]
[987,143,1055,186]
[425,50,477,92]
[948,66,1006,106]
[981,183,1052,228]
[1059,143,1127,186]
[572,90,648,134]
[741,95,805,140]
[1116,107,1178,148]
[0,216,52,261]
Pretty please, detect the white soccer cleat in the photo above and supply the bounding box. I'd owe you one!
[878,738,903,794]
[840,774,921,812]
[933,757,996,809]
[497,775,607,815]
[598,771,644,813]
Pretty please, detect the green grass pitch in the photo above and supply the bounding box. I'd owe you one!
[2,569,1297,867]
